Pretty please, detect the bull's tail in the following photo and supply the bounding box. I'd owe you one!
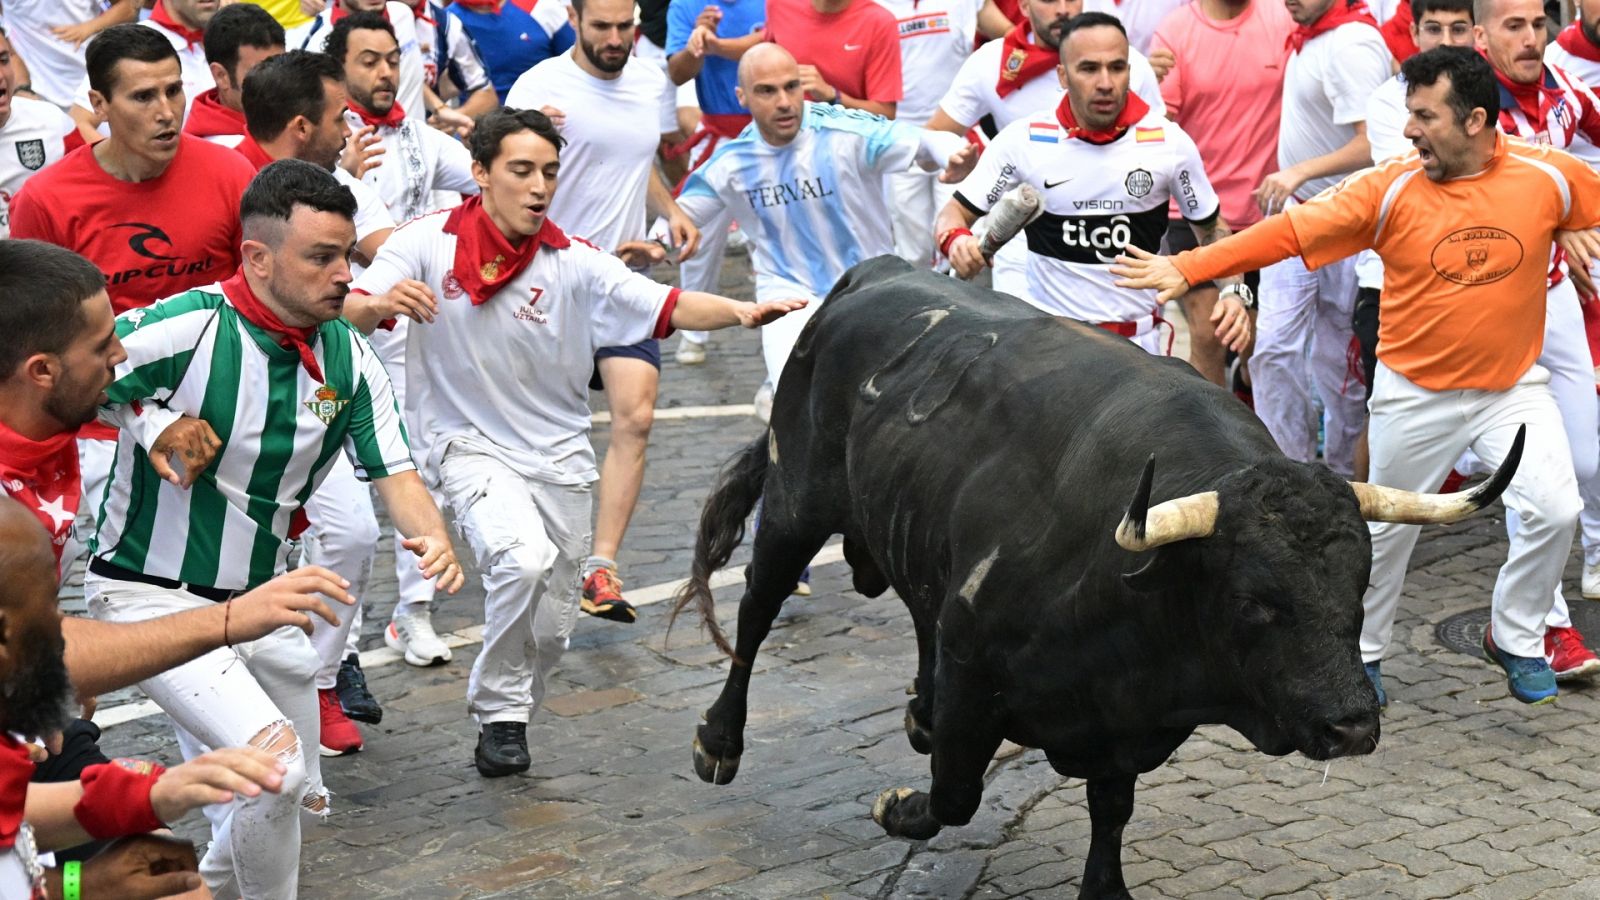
[670,431,771,660]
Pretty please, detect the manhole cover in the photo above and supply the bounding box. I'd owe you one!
[1437,601,1600,659]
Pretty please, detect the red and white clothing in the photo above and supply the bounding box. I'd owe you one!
[0,0,102,108]
[765,0,904,105]
[1497,61,1600,168]
[1278,16,1390,200]
[0,422,81,569]
[301,1,428,124]
[351,200,677,725]
[343,104,477,224]
[1083,0,1188,53]
[0,96,78,239]
[70,4,216,122]
[233,136,397,243]
[1549,24,1600,147]
[183,89,248,148]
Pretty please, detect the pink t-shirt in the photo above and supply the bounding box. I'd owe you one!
[766,0,904,104]
[1151,0,1293,227]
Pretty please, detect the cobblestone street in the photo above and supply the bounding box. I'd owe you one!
[81,256,1600,898]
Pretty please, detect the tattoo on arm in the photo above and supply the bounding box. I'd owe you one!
[1190,214,1241,290]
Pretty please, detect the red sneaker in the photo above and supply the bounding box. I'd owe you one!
[318,688,363,757]
[581,567,637,623]
[1545,626,1600,682]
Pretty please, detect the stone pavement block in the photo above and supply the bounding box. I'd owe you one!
[888,848,989,898]
[1229,864,1330,897]
[637,857,758,897]
[544,686,647,717]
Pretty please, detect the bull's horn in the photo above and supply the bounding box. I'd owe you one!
[1351,424,1525,524]
[1116,455,1220,552]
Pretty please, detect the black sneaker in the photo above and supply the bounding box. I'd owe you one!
[475,722,531,777]
[335,654,383,725]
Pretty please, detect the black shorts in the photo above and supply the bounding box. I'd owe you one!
[590,338,662,391]
[1352,287,1381,400]
[1161,219,1260,294]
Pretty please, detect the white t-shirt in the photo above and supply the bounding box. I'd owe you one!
[351,208,676,484]
[336,166,398,242]
[504,53,673,252]
[872,0,979,125]
[342,111,478,224]
[0,0,102,108]
[303,2,427,125]
[1356,73,1410,291]
[936,31,1166,135]
[1277,21,1391,199]
[0,97,76,239]
[955,108,1219,324]
[1084,0,1188,53]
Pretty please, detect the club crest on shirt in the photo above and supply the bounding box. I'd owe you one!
[1430,226,1522,286]
[304,384,350,425]
[1002,47,1027,82]
[123,309,149,329]
[1124,169,1154,199]
[15,139,46,171]
[481,254,506,282]
[442,271,465,299]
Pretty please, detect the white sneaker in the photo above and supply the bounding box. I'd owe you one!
[1584,559,1600,600]
[386,611,452,666]
[753,382,773,424]
[675,338,707,365]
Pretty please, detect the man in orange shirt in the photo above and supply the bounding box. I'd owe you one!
[1114,46,1600,707]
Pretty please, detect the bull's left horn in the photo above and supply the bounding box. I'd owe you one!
[1116,455,1220,551]
[1351,424,1525,524]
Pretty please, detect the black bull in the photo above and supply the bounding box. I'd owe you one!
[671,257,1520,898]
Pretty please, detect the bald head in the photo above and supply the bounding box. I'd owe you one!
[737,42,798,91]
[736,43,806,145]
[0,496,56,593]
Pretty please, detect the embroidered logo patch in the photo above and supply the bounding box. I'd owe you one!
[16,139,46,170]
[304,384,350,425]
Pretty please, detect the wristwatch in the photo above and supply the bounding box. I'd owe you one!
[1219,282,1256,310]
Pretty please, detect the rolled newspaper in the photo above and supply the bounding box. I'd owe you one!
[973,183,1042,258]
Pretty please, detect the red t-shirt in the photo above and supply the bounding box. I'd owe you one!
[765,0,904,104]
[9,134,255,315]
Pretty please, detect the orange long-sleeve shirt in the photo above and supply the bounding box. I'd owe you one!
[1173,135,1600,392]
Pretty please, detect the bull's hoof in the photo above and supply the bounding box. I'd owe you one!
[904,707,933,755]
[871,787,943,840]
[692,735,741,785]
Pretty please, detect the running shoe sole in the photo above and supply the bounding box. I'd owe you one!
[385,624,450,667]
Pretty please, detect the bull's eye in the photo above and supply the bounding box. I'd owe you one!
[1240,596,1278,626]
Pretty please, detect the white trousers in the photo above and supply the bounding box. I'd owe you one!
[371,326,438,626]
[1361,362,1579,662]
[439,444,589,724]
[300,455,380,688]
[677,204,731,346]
[67,436,116,568]
[85,576,324,900]
[889,169,955,269]
[759,290,824,389]
[1255,252,1366,476]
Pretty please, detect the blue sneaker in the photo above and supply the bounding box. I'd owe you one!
[792,566,812,597]
[1483,628,1558,705]
[1364,661,1387,709]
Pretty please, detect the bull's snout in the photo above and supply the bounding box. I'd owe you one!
[1317,713,1379,759]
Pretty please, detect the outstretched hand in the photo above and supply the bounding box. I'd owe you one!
[738,299,809,328]
[941,143,980,185]
[1111,245,1192,303]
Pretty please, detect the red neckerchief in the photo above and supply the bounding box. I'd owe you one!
[452,0,502,10]
[0,735,34,851]
[220,268,325,381]
[1286,1,1378,53]
[233,135,276,170]
[184,88,247,138]
[1486,50,1565,127]
[150,0,205,48]
[1055,90,1150,143]
[1378,0,1417,62]
[1558,21,1600,63]
[995,21,1058,98]
[0,419,80,572]
[348,98,407,129]
[407,0,435,24]
[442,196,569,305]
[332,2,391,23]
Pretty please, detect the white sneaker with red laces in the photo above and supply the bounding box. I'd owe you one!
[386,610,452,667]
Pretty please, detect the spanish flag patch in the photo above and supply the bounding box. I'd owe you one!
[1135,127,1165,143]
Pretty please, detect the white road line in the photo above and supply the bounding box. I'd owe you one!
[96,541,847,730]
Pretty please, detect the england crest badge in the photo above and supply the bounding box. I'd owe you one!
[16,139,46,171]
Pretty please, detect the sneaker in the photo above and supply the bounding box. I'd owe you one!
[1364,661,1387,709]
[318,688,363,757]
[1483,627,1558,704]
[1584,559,1600,601]
[792,566,812,597]
[386,610,452,667]
[675,338,707,366]
[475,722,530,777]
[1545,626,1600,681]
[335,653,383,724]
[581,567,637,623]
[753,382,774,424]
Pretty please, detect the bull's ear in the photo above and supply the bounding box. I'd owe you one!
[1123,547,1183,593]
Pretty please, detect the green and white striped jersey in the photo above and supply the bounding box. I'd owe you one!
[90,281,414,591]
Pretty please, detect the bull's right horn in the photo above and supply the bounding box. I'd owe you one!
[1116,455,1220,552]
[1351,424,1525,524]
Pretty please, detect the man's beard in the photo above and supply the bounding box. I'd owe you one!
[1585,19,1600,48]
[1,636,76,741]
[580,38,630,74]
[43,376,102,428]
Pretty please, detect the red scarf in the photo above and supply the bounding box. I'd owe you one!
[184,89,247,139]
[1055,90,1150,143]
[407,0,436,24]
[0,419,82,571]
[0,735,34,851]
[221,269,325,381]
[332,2,391,23]
[452,0,503,11]
[1378,0,1417,62]
[1286,1,1379,53]
[233,135,277,170]
[995,21,1059,98]
[348,99,407,129]
[1485,50,1565,128]
[150,0,205,48]
[442,196,568,305]
[1558,21,1600,63]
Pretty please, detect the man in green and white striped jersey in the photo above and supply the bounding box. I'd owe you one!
[81,160,463,899]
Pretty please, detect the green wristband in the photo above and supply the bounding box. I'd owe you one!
[63,860,83,900]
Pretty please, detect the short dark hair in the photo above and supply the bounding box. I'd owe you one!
[242,51,346,142]
[1059,11,1127,49]
[1414,0,1474,20]
[468,107,565,167]
[203,4,286,79]
[1402,45,1499,125]
[0,241,106,375]
[86,24,180,98]
[240,160,358,242]
[324,11,397,65]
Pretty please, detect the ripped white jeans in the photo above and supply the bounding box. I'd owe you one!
[438,444,589,725]
[85,574,325,900]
